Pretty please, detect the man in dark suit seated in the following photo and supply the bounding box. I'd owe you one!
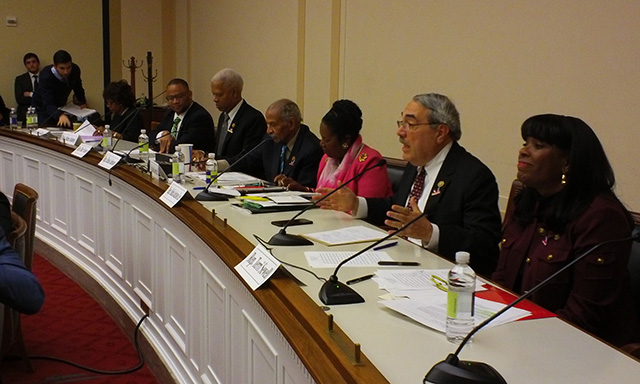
[14,52,41,124]
[315,93,502,276]
[156,78,216,154]
[223,99,323,187]
[31,50,87,128]
[0,226,45,315]
[210,68,266,161]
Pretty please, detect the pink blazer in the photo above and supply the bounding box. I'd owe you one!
[317,143,392,198]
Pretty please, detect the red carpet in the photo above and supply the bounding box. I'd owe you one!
[1,255,159,383]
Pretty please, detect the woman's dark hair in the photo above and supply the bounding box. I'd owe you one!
[102,80,136,109]
[321,99,363,144]
[515,114,616,232]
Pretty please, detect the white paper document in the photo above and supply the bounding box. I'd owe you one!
[303,225,388,246]
[380,295,531,333]
[374,269,486,292]
[304,251,393,268]
[60,103,97,119]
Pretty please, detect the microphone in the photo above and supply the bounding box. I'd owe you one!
[195,138,270,201]
[107,107,143,157]
[268,159,387,246]
[423,225,640,384]
[319,209,428,305]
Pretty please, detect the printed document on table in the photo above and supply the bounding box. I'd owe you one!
[380,295,531,333]
[374,269,486,292]
[304,251,393,268]
[302,225,388,246]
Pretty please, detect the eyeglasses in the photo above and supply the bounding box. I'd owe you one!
[396,121,443,130]
[166,93,186,102]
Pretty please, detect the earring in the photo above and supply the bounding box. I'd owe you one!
[342,142,349,149]
[561,173,566,184]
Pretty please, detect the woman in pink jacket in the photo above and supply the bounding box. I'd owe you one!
[284,99,392,198]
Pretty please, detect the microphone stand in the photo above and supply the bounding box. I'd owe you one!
[319,210,427,305]
[268,159,387,246]
[195,138,270,201]
[424,226,640,384]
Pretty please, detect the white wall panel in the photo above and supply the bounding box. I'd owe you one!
[245,310,279,384]
[104,188,125,275]
[48,164,70,237]
[131,204,154,308]
[1,136,317,384]
[75,175,97,255]
[198,260,227,383]
[163,228,189,353]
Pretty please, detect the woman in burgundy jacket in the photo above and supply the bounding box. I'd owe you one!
[493,114,639,347]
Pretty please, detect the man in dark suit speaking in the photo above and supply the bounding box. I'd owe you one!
[156,78,216,154]
[14,52,40,123]
[210,68,266,161]
[316,93,501,276]
[223,99,323,188]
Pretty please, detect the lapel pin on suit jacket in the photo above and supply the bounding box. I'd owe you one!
[431,180,445,196]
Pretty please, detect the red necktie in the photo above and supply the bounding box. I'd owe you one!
[407,168,426,211]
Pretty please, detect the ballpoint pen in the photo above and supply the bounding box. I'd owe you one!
[373,241,398,251]
[378,261,420,266]
[346,274,375,285]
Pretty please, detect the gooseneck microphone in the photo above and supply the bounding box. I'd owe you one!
[195,138,271,201]
[423,225,640,384]
[319,208,428,305]
[107,107,144,158]
[268,159,387,246]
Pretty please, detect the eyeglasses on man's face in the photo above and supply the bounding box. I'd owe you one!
[166,93,186,102]
[396,121,443,131]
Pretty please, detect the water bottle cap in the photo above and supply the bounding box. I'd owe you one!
[208,153,215,159]
[455,251,470,264]
[141,129,146,133]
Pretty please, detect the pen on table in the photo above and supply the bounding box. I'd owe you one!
[193,186,206,190]
[346,274,375,285]
[373,241,398,251]
[378,261,421,266]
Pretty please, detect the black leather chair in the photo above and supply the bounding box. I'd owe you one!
[384,157,407,195]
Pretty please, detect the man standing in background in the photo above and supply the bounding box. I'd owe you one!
[32,50,87,128]
[14,52,40,124]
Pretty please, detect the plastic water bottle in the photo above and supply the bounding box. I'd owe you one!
[138,129,149,165]
[205,153,218,184]
[26,107,36,132]
[172,146,186,184]
[102,125,112,150]
[446,251,476,343]
[9,108,17,130]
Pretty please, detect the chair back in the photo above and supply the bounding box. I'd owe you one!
[384,157,407,195]
[12,183,38,271]
[7,212,27,261]
[628,212,640,330]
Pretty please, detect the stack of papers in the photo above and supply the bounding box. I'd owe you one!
[302,225,388,246]
[374,269,532,333]
[304,251,393,268]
